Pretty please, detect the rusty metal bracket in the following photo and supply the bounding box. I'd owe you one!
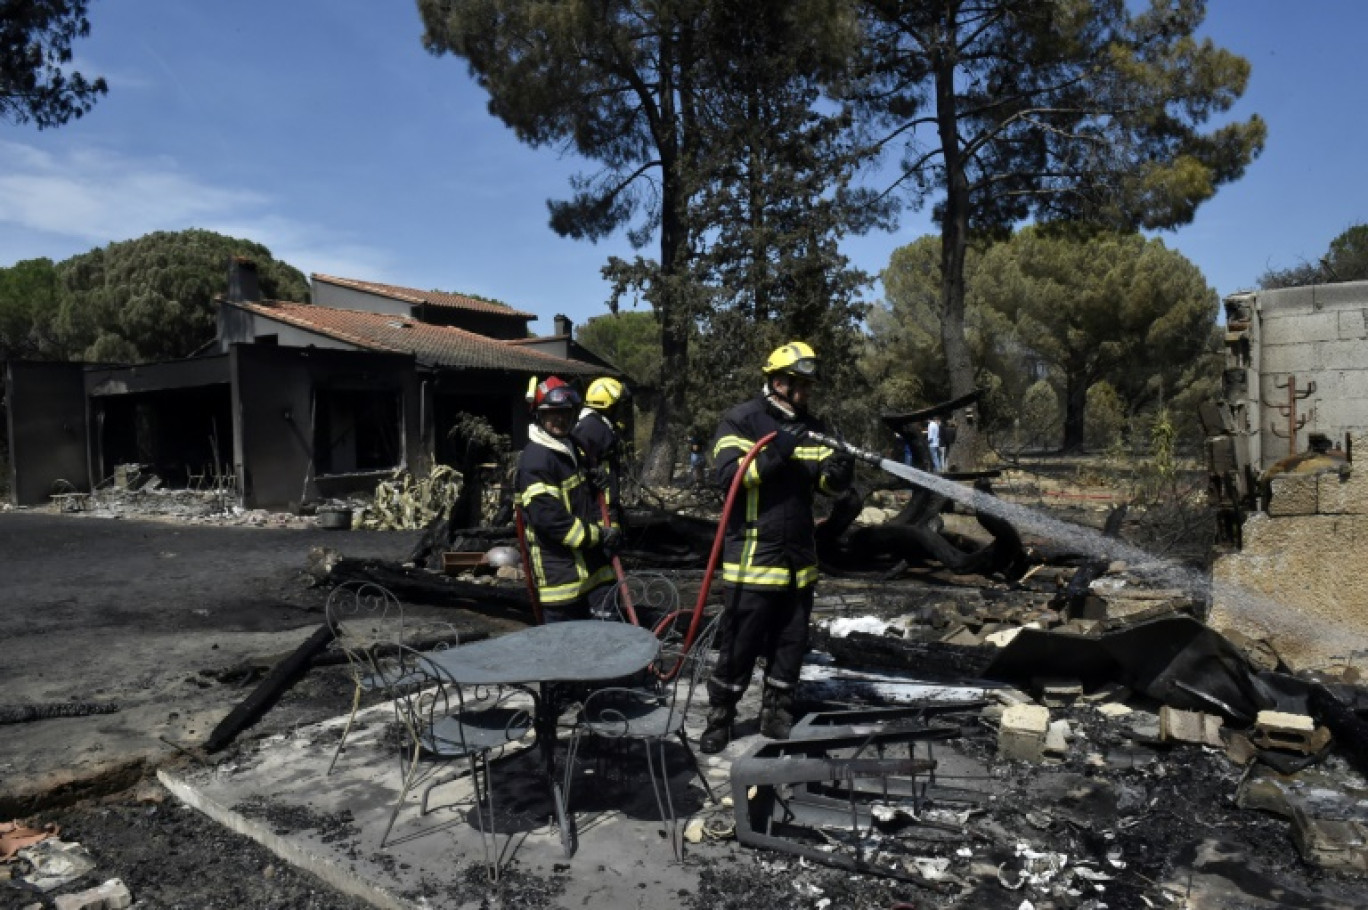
[730,722,985,885]
[1263,374,1316,456]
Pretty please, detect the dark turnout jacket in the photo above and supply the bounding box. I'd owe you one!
[515,425,614,605]
[571,407,621,521]
[711,395,850,589]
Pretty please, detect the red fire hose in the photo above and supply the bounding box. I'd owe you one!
[651,431,775,679]
[512,505,544,626]
[597,489,639,625]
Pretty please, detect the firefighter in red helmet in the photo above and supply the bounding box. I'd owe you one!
[515,377,621,621]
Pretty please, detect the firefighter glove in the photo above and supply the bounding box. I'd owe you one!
[586,464,610,492]
[769,424,806,460]
[826,453,855,489]
[598,524,623,557]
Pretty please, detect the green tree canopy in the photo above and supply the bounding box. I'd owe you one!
[575,310,662,390]
[974,227,1218,451]
[417,0,871,482]
[1260,223,1368,289]
[1,0,107,128]
[54,229,308,363]
[851,0,1265,461]
[0,256,62,361]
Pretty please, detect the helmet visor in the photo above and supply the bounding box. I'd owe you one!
[786,357,818,378]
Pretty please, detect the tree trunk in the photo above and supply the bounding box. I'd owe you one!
[934,38,979,466]
[642,36,690,489]
[1062,372,1088,452]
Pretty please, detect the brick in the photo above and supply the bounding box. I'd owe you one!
[1159,706,1223,747]
[998,704,1050,762]
[1250,710,1332,754]
[1268,473,1319,516]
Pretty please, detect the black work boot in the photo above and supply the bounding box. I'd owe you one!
[699,704,736,754]
[759,685,795,740]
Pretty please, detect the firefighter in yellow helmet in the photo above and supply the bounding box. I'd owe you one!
[573,376,630,528]
[700,342,854,753]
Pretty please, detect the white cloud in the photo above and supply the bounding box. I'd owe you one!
[0,140,392,277]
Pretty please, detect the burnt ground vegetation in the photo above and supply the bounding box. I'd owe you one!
[2,456,1366,908]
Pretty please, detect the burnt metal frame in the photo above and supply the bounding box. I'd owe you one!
[730,711,985,881]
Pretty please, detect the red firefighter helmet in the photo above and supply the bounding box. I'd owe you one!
[528,376,580,412]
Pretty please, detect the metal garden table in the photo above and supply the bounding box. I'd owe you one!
[421,620,660,855]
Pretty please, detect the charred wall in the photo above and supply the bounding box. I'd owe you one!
[229,344,427,511]
[4,361,89,505]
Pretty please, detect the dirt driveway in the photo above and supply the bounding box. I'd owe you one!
[0,511,432,814]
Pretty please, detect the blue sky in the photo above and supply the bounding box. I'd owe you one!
[2,1,1365,335]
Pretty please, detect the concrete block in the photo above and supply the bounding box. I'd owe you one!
[1033,678,1083,707]
[53,879,132,910]
[1159,706,1223,747]
[1268,473,1319,516]
[1250,710,1331,754]
[1260,343,1319,374]
[1321,339,1368,371]
[1270,312,1342,343]
[1291,807,1368,872]
[1318,469,1367,515]
[998,704,1050,762]
[1337,309,1368,341]
[1043,719,1071,757]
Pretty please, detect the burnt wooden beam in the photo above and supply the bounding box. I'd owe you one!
[204,624,335,753]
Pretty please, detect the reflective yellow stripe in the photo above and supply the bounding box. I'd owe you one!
[538,578,587,604]
[720,562,820,589]
[564,518,586,548]
[793,445,825,461]
[713,434,753,459]
[743,459,761,487]
[520,481,561,506]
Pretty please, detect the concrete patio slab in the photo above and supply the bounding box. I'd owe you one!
[157,688,756,909]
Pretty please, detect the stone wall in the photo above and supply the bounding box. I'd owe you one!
[1211,432,1368,672]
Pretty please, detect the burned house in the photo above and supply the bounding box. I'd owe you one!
[4,263,614,511]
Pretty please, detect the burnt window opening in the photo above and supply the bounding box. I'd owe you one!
[313,388,402,476]
[97,386,234,488]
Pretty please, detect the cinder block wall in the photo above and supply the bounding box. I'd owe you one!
[1211,432,1368,672]
[1228,282,1368,471]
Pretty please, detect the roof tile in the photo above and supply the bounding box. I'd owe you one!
[234,301,600,375]
[312,274,537,319]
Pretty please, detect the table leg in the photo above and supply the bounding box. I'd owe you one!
[536,683,577,857]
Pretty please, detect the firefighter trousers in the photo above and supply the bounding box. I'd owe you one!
[706,582,814,707]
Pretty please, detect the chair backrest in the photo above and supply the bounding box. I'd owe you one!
[326,581,405,664]
[659,611,722,730]
[601,571,679,625]
[370,641,530,757]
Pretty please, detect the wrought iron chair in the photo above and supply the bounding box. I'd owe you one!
[561,611,722,859]
[595,571,679,628]
[373,642,533,880]
[325,581,441,774]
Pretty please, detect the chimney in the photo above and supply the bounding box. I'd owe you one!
[553,313,572,338]
[227,256,261,303]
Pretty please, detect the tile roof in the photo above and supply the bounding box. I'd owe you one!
[233,300,600,375]
[312,274,537,320]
